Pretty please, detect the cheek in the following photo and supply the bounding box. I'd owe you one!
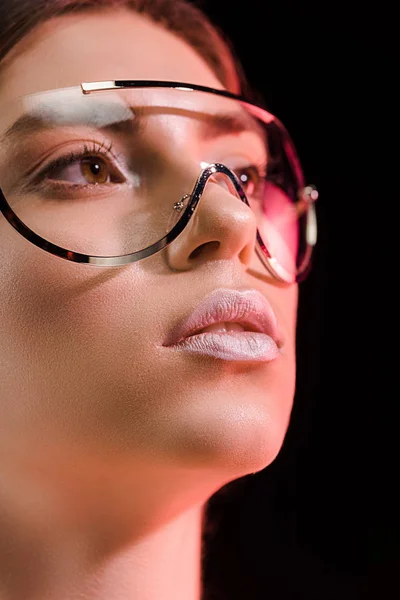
[2,251,156,373]
[277,283,298,344]
[0,238,163,453]
[249,251,299,345]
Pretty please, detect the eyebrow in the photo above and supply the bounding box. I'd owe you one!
[0,100,138,145]
[197,110,266,141]
[0,100,266,147]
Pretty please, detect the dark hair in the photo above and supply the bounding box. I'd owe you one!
[0,0,249,95]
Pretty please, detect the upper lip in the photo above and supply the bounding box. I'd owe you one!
[163,288,281,346]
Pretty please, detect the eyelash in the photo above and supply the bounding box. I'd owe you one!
[35,139,122,189]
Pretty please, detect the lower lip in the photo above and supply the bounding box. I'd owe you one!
[166,332,280,362]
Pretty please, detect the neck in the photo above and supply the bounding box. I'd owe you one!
[0,444,220,600]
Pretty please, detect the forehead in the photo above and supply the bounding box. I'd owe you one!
[0,6,225,105]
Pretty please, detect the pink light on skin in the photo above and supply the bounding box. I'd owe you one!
[252,182,299,276]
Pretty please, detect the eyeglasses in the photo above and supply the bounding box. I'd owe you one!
[0,80,318,283]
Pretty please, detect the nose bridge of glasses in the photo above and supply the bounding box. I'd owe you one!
[189,163,245,206]
[172,163,256,239]
[145,152,244,213]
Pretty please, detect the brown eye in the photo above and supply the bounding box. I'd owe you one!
[80,157,110,184]
[236,166,263,197]
[38,141,126,190]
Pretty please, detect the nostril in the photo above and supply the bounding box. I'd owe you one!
[189,241,220,260]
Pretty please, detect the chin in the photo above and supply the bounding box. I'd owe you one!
[155,393,293,479]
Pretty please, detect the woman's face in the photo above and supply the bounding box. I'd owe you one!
[0,8,297,480]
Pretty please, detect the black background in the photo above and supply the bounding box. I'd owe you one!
[193,1,397,598]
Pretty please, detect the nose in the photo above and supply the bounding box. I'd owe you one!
[166,167,259,273]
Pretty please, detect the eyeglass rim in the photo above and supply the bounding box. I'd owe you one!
[0,79,318,283]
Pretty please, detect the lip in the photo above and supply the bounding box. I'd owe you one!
[163,288,281,348]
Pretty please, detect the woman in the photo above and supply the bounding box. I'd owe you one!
[0,1,318,599]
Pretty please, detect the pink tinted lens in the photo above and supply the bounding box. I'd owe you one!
[256,181,300,277]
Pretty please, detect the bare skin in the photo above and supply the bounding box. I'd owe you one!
[0,7,298,600]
